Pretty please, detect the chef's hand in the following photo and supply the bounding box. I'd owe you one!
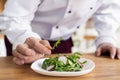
[12,37,52,65]
[95,43,120,59]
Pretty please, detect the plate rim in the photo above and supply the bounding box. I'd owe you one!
[31,57,95,76]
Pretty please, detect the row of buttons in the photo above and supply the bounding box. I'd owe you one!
[68,7,93,14]
[55,26,80,29]
[55,9,72,29]
[55,6,93,29]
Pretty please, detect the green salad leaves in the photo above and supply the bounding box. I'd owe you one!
[52,37,62,50]
[42,52,87,72]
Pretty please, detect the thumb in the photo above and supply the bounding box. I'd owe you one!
[110,47,116,59]
[95,47,102,56]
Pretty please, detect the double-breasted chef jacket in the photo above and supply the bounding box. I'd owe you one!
[0,0,120,49]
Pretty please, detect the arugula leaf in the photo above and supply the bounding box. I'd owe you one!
[52,37,62,50]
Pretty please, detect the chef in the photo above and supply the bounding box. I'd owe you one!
[0,0,120,65]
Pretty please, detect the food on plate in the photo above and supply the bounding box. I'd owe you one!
[42,52,87,72]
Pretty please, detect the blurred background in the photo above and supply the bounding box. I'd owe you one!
[0,0,120,57]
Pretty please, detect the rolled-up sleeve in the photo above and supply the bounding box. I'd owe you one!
[93,0,120,48]
[0,0,41,49]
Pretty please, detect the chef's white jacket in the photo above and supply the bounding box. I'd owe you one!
[0,0,120,49]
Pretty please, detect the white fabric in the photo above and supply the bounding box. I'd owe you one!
[0,0,120,49]
[0,37,6,57]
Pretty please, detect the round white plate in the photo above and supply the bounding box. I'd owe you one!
[31,58,95,76]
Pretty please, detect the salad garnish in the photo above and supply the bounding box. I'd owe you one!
[42,52,87,72]
[51,37,62,50]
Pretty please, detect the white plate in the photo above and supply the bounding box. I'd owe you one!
[31,58,95,77]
